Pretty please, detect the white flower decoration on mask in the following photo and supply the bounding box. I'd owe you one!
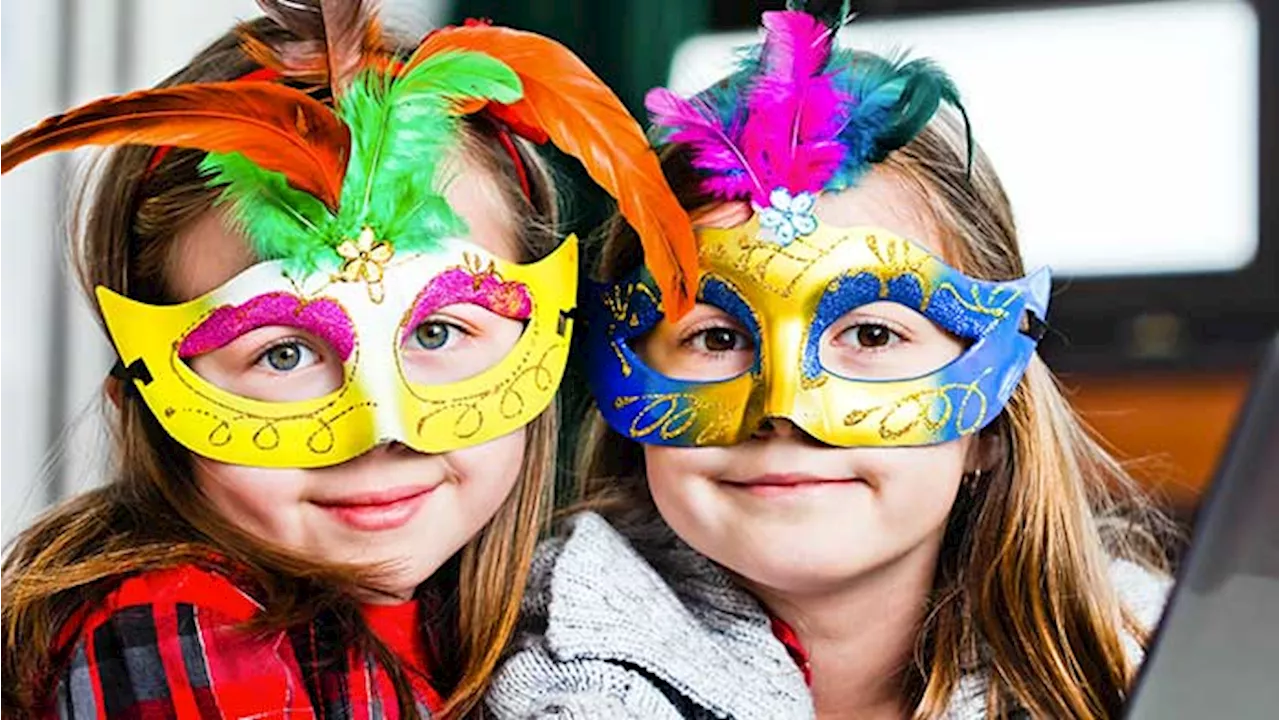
[754,188,818,246]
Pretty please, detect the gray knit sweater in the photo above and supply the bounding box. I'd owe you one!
[486,511,1170,719]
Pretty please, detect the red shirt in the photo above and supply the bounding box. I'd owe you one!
[52,565,444,719]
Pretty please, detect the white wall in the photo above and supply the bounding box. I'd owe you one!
[1,0,68,547]
[667,0,1260,279]
[1,0,444,546]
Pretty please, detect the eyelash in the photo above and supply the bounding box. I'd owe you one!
[419,319,470,332]
[832,318,910,349]
[678,321,752,354]
[253,335,318,369]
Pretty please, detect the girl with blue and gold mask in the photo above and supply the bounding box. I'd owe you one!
[489,6,1174,719]
[0,1,695,718]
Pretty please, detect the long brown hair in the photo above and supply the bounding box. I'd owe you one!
[573,109,1177,718]
[1,16,559,720]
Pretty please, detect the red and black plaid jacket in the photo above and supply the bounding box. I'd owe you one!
[49,565,444,719]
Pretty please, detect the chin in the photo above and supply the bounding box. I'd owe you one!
[724,539,888,595]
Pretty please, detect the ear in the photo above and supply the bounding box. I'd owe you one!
[966,424,1007,474]
[104,375,124,409]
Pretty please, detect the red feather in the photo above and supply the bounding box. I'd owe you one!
[1,82,350,209]
[410,24,699,318]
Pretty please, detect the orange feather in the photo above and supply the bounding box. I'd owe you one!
[1,82,350,209]
[237,27,329,83]
[411,25,700,318]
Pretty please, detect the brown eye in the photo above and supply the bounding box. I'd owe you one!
[856,325,893,348]
[836,323,903,350]
[703,328,739,352]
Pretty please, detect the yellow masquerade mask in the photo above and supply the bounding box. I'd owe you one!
[1,13,700,470]
[101,236,577,467]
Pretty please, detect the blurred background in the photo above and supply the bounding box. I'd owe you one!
[2,0,1276,545]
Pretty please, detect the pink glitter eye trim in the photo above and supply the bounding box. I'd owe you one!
[401,267,533,345]
[178,292,356,361]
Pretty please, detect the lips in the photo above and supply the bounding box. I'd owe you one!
[312,485,437,531]
[721,473,863,497]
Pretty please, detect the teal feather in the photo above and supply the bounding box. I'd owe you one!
[828,50,972,188]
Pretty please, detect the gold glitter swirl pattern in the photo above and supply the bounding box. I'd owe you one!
[841,369,993,440]
[616,392,734,445]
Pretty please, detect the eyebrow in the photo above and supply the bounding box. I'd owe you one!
[400,267,532,344]
[177,292,356,361]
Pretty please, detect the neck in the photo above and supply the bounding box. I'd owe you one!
[746,541,942,720]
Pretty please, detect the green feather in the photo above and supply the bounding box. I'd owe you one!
[195,50,523,274]
[335,51,523,253]
[200,152,337,273]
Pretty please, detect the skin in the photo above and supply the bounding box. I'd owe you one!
[170,159,528,603]
[639,169,983,718]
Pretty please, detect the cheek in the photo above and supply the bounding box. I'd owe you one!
[443,427,528,517]
[860,442,968,533]
[194,460,310,545]
[643,445,731,542]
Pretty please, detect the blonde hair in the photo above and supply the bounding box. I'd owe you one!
[2,16,558,720]
[573,109,1175,718]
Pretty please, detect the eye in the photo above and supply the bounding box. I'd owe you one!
[686,325,752,354]
[256,340,318,372]
[837,323,903,349]
[412,320,459,350]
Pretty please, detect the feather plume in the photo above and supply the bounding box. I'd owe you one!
[0,82,349,209]
[411,24,700,317]
[320,0,382,97]
[737,11,848,203]
[645,88,761,201]
[201,152,337,272]
[237,26,328,83]
[336,50,523,251]
[828,51,970,188]
[645,9,971,199]
[256,0,325,38]
[247,0,386,94]
[203,49,521,272]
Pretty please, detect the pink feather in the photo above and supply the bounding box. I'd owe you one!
[739,11,849,203]
[645,87,763,200]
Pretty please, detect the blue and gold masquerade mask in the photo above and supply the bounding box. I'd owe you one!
[584,8,1050,448]
[586,217,1049,447]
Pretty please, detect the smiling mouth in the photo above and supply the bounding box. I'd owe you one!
[312,485,437,531]
[719,473,865,496]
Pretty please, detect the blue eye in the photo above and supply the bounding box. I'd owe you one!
[413,321,453,350]
[257,341,317,372]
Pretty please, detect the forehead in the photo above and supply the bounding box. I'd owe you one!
[810,169,945,258]
[166,153,520,303]
[691,167,947,261]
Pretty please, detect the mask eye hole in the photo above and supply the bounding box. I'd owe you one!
[177,293,355,402]
[397,268,533,386]
[818,301,970,381]
[633,303,756,382]
[183,326,346,402]
[397,304,527,385]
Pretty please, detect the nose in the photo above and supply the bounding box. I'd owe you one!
[750,415,801,441]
